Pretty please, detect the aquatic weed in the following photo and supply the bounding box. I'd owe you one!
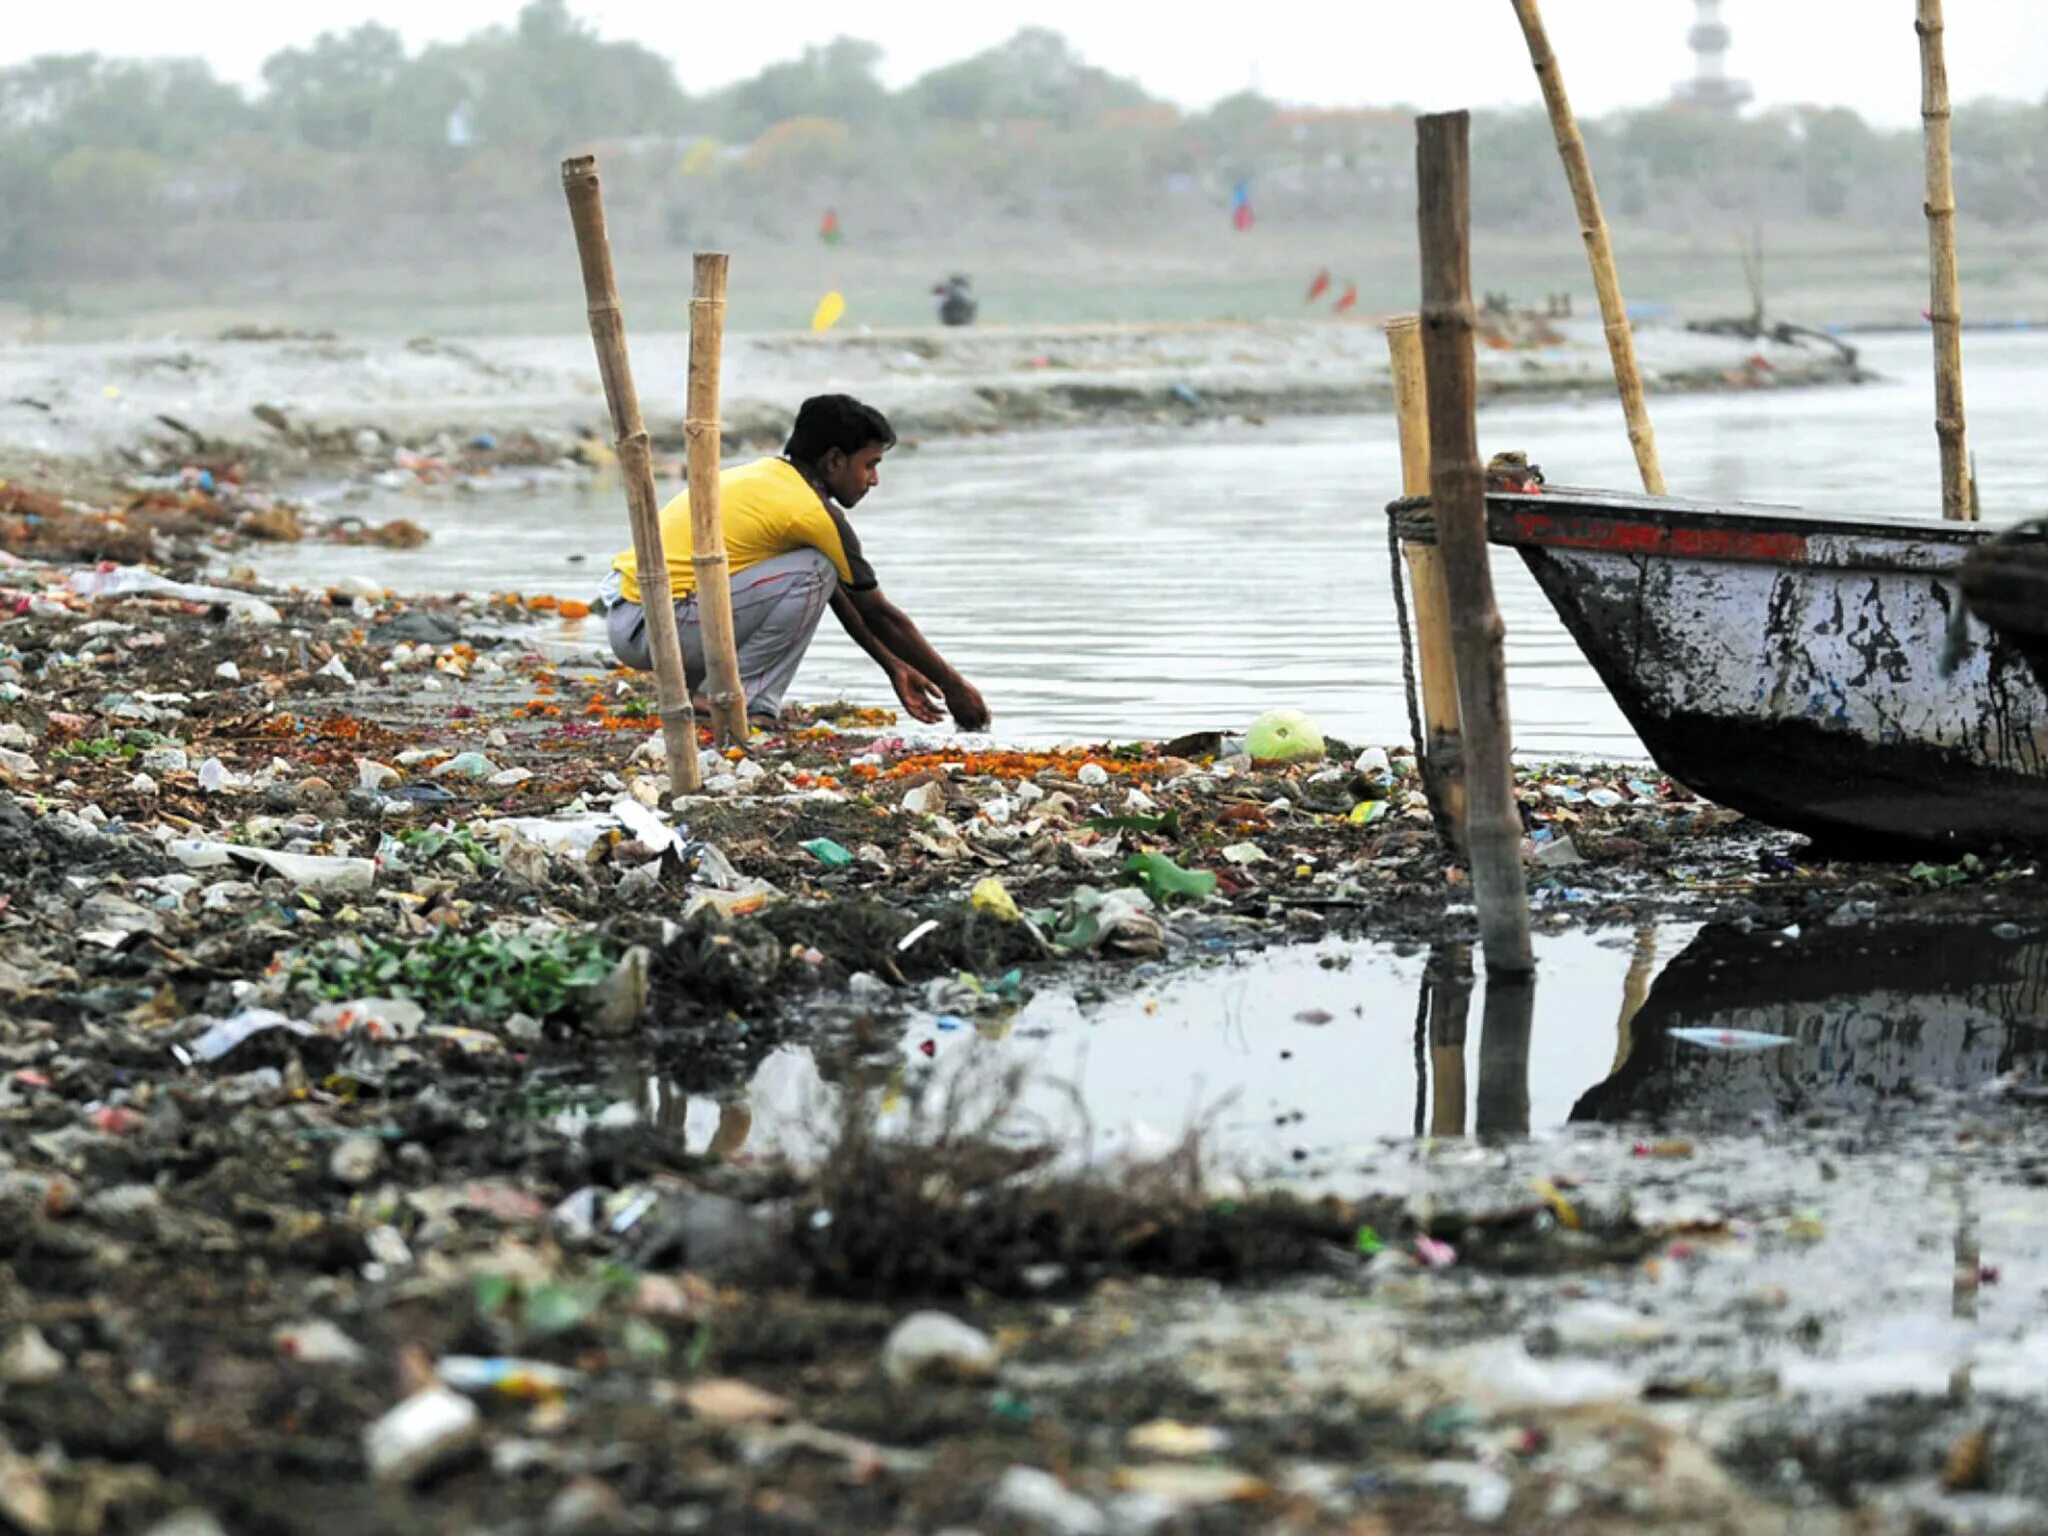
[289,928,617,1020]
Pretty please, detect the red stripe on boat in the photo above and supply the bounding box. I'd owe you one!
[1505,511,1808,563]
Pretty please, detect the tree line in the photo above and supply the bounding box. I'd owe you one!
[1,0,2042,291]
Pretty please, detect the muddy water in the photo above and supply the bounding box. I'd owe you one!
[251,331,2048,753]
[620,918,2048,1181]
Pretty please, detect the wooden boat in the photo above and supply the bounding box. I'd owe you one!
[1570,921,2048,1125]
[1959,520,2048,693]
[1457,487,2048,851]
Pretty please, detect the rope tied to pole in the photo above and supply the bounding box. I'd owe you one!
[1387,516,1435,829]
[1385,494,1439,546]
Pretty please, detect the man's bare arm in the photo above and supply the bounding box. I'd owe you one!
[848,586,988,729]
[829,588,898,671]
[831,588,944,724]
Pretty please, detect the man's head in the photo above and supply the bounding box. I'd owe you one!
[785,394,896,507]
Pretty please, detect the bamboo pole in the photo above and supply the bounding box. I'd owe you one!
[1416,111,1534,976]
[687,252,748,746]
[1386,316,1467,855]
[1509,0,1667,496]
[1918,0,1974,522]
[561,156,702,795]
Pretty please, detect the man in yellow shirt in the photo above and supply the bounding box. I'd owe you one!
[601,394,988,731]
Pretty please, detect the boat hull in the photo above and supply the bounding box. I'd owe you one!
[1960,527,2048,693]
[1482,490,2048,851]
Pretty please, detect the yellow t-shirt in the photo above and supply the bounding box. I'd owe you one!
[610,457,875,605]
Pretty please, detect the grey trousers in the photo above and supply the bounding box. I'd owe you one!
[604,547,837,721]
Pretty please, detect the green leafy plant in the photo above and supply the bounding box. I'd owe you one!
[50,735,138,763]
[1909,854,1982,888]
[474,1264,642,1341]
[290,928,617,1019]
[394,825,502,872]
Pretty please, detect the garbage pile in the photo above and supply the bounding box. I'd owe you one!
[1,469,427,572]
[0,539,1998,1053]
[5,510,2048,1527]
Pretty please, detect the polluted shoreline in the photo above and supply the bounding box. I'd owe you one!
[7,515,2048,1531]
[0,315,1868,491]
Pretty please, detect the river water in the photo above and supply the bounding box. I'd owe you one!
[256,331,2048,756]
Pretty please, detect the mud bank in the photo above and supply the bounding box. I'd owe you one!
[6,544,2048,1532]
[0,317,1867,484]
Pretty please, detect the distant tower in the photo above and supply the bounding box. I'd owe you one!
[1675,0,1752,114]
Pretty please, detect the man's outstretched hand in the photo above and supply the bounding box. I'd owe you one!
[891,664,945,724]
[944,678,990,732]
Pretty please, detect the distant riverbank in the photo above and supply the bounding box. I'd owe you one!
[0,317,1866,486]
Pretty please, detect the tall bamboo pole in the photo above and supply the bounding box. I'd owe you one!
[687,253,749,745]
[1918,0,1974,522]
[1386,317,1467,855]
[1416,111,1534,976]
[561,155,702,795]
[1509,0,1667,496]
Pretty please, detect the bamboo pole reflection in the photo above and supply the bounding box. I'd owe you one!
[647,1074,756,1157]
[1422,943,1474,1136]
[1476,973,1536,1140]
[1951,1178,1979,1403]
[1611,925,1658,1073]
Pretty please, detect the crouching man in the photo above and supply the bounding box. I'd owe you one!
[598,393,988,731]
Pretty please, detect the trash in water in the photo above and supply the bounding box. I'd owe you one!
[1669,1027,1798,1053]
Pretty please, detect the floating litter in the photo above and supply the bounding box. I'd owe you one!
[1670,1027,1797,1053]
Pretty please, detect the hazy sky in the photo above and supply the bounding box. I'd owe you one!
[6,1,2045,124]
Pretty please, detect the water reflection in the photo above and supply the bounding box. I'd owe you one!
[1419,943,1471,1136]
[1413,945,1534,1141]
[627,920,2048,1172]
[1573,921,2048,1124]
[1476,974,1536,1141]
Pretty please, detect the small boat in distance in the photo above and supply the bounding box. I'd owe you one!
[1402,487,2048,851]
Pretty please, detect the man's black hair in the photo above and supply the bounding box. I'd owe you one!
[785,394,896,464]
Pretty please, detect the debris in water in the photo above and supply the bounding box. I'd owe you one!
[1669,1027,1798,1053]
